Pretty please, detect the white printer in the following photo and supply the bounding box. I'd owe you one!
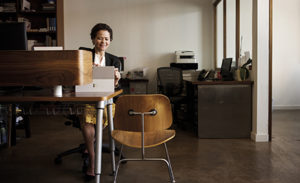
[171,51,198,70]
[175,51,196,63]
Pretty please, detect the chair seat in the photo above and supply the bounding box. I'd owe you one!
[112,129,175,148]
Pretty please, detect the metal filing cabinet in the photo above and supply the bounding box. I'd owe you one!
[197,84,252,138]
[129,79,148,94]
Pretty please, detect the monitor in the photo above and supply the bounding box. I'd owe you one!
[221,58,232,73]
[0,22,28,50]
[220,58,233,81]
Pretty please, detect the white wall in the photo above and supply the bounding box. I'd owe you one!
[251,0,269,142]
[240,0,252,59]
[216,1,223,68]
[63,0,213,93]
[226,0,236,62]
[273,0,300,109]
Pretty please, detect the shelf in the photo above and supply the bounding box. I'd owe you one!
[0,0,63,48]
[0,11,17,14]
[27,31,56,34]
[19,10,56,15]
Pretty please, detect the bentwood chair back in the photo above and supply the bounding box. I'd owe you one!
[112,94,176,182]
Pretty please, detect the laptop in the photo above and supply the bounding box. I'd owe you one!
[75,66,115,93]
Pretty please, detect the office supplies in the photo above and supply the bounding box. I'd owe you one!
[198,69,214,81]
[75,66,115,93]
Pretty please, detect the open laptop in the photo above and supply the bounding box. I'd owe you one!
[75,66,115,93]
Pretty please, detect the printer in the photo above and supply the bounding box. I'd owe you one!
[175,51,196,63]
[171,51,198,70]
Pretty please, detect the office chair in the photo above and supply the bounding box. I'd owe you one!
[54,114,123,173]
[112,94,176,183]
[157,67,187,126]
[54,114,85,165]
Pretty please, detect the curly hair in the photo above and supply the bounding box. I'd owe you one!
[90,23,113,41]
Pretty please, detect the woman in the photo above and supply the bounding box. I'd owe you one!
[82,23,121,179]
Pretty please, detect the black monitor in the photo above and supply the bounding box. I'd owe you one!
[220,58,233,81]
[0,22,28,50]
[221,58,232,73]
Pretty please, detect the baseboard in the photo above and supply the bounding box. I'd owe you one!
[272,105,300,110]
[251,131,269,142]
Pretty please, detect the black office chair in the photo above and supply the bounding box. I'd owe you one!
[157,67,187,127]
[54,114,123,173]
[54,114,85,165]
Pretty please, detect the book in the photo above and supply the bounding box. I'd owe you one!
[21,0,31,11]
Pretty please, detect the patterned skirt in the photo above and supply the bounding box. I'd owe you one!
[83,103,115,127]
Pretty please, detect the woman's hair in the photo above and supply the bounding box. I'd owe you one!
[90,23,113,41]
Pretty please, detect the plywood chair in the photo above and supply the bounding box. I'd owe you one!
[112,94,176,183]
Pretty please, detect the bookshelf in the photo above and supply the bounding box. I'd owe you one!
[0,0,64,49]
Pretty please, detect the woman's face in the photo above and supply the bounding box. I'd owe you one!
[93,30,111,52]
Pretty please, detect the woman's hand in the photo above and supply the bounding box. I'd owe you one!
[114,68,121,86]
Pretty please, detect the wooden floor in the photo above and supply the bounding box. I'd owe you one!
[0,110,299,183]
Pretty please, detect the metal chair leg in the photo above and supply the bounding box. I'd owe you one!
[113,144,175,183]
[114,144,123,183]
[164,143,175,183]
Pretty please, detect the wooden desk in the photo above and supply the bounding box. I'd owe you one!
[186,80,253,138]
[0,89,122,183]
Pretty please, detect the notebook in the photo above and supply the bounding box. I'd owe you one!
[75,66,115,93]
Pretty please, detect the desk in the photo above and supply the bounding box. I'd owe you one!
[186,80,253,138]
[0,89,122,183]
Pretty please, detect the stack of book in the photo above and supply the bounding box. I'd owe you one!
[42,3,56,11]
[45,35,57,46]
[21,0,31,11]
[2,3,16,12]
[46,17,56,31]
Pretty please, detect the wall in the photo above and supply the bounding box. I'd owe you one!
[273,0,300,109]
[216,1,223,68]
[240,0,252,59]
[63,0,213,93]
[251,0,269,142]
[226,0,236,63]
